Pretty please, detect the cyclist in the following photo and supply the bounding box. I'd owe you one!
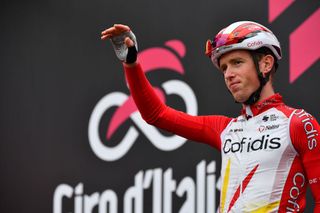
[101,22,320,212]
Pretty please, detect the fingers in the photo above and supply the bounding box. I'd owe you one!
[100,24,131,40]
[114,24,130,31]
[124,37,134,47]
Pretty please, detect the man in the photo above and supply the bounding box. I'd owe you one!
[101,22,320,212]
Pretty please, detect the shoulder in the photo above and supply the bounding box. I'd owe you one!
[290,109,318,130]
[204,115,233,129]
[274,104,296,118]
[289,108,319,152]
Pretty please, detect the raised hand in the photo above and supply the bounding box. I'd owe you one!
[101,24,138,63]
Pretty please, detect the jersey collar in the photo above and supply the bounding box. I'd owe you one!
[241,93,284,119]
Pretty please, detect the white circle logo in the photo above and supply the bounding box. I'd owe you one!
[88,40,198,161]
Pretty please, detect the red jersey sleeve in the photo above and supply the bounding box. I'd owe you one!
[290,109,320,211]
[123,63,232,150]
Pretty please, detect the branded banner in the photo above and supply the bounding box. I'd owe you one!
[1,0,319,212]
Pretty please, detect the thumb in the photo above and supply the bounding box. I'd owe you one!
[124,37,135,47]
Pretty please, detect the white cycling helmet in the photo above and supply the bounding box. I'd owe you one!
[205,21,282,68]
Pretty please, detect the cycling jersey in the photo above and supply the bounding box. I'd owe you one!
[123,63,320,212]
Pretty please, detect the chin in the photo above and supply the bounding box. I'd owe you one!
[233,93,247,103]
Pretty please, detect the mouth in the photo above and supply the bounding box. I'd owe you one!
[228,82,241,91]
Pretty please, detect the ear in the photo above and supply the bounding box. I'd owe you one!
[259,54,274,77]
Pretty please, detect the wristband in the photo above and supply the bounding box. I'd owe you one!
[125,46,137,64]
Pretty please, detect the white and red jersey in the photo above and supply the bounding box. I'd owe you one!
[124,63,320,212]
[219,101,319,212]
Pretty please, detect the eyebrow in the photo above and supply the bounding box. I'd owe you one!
[229,57,244,63]
[219,57,244,69]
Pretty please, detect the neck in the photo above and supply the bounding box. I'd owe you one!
[258,81,275,102]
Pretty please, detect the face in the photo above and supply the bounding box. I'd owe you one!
[219,50,260,103]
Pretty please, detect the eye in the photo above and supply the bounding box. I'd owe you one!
[219,65,227,74]
[234,60,243,65]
